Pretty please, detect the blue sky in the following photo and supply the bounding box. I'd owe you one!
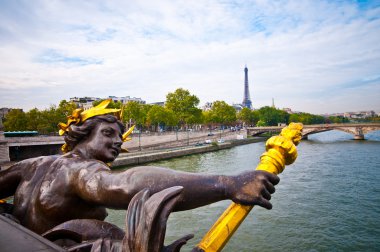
[0,0,379,114]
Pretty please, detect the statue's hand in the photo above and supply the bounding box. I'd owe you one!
[229,170,280,209]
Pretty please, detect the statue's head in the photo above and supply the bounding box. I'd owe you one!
[64,115,125,162]
[58,100,134,162]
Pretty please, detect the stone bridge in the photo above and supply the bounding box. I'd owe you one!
[247,123,380,140]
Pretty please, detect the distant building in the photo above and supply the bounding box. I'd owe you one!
[343,111,375,119]
[70,97,100,110]
[70,96,146,109]
[283,108,293,114]
[202,102,213,111]
[0,108,11,120]
[232,103,243,112]
[149,102,165,107]
[0,108,23,119]
[108,96,145,104]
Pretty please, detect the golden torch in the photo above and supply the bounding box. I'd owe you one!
[194,122,303,252]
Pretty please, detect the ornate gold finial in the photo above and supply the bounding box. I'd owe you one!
[58,99,134,153]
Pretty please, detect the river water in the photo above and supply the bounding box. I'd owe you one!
[107,130,380,251]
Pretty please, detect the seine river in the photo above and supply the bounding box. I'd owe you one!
[107,130,380,251]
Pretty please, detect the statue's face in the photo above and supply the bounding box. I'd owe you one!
[82,121,123,162]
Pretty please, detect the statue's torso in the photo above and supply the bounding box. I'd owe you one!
[12,154,108,234]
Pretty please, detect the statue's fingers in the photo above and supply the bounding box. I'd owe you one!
[266,172,280,185]
[261,188,271,201]
[264,180,276,194]
[255,197,272,210]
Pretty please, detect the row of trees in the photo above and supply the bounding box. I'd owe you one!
[3,88,351,134]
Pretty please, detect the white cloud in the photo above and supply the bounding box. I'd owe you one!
[0,0,379,114]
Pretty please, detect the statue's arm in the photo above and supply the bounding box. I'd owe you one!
[0,163,23,199]
[72,165,279,211]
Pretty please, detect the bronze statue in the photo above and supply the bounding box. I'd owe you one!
[0,100,279,251]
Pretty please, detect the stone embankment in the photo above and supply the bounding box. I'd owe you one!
[113,137,265,168]
[123,129,245,151]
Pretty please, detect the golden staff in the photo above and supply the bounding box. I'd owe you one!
[194,122,303,252]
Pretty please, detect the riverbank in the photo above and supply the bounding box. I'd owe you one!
[112,137,266,167]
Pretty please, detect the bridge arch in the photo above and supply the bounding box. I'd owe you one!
[247,123,380,141]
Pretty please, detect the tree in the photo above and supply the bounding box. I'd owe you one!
[123,101,149,127]
[208,101,237,126]
[256,120,266,127]
[165,88,202,127]
[26,108,42,131]
[57,100,78,115]
[237,108,259,126]
[38,106,61,134]
[289,112,325,125]
[147,105,178,131]
[3,109,27,131]
[256,106,289,126]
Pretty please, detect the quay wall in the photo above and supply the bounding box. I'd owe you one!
[112,138,265,168]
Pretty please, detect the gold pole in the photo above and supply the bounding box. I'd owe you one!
[194,123,303,252]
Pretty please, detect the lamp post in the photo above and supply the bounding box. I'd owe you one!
[187,128,189,146]
[175,126,178,141]
[138,125,141,151]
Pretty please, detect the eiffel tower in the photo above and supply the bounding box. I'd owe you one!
[242,65,252,109]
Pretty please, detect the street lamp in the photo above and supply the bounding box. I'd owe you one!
[138,125,141,151]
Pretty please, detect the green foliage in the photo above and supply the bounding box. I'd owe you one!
[56,100,78,124]
[147,105,178,130]
[288,112,349,125]
[326,116,349,124]
[165,88,203,126]
[3,109,27,131]
[256,120,266,127]
[211,141,218,147]
[256,106,289,126]
[123,101,149,126]
[289,112,325,124]
[207,101,236,125]
[26,108,41,131]
[237,108,259,125]
[202,111,212,124]
[366,116,380,122]
[4,100,78,134]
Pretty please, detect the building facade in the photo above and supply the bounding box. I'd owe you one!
[70,96,146,109]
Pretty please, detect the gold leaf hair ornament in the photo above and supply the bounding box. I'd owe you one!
[58,99,135,153]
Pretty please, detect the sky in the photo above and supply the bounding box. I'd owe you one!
[0,0,379,115]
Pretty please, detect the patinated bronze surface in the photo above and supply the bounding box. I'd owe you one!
[0,115,279,251]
